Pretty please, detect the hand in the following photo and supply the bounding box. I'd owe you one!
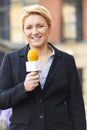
[24,72,40,92]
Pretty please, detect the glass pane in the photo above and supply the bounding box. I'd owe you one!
[62,3,77,40]
[22,0,39,5]
[10,0,38,3]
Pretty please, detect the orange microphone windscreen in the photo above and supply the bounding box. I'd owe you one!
[27,49,39,61]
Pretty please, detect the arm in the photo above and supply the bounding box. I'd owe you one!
[0,53,29,109]
[66,56,86,130]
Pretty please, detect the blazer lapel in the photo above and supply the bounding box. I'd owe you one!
[43,48,63,91]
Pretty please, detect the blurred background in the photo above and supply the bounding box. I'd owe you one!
[0,0,87,129]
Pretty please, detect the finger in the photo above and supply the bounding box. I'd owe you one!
[27,72,39,76]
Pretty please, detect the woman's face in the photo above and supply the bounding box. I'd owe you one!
[23,14,51,48]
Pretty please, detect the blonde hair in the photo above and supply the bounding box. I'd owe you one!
[21,4,52,31]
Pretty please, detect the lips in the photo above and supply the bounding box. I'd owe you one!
[31,36,42,42]
[31,36,42,40]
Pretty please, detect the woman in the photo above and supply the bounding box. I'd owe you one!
[0,4,86,130]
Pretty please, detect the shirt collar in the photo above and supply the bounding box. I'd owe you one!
[48,44,55,57]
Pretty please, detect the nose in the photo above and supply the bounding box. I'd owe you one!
[32,27,39,34]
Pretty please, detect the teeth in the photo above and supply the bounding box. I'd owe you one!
[32,36,41,39]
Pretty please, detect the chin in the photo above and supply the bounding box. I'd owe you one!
[32,43,43,48]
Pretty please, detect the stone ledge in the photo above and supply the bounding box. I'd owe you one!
[0,39,24,52]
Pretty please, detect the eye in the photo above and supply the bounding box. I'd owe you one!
[37,24,44,28]
[25,26,32,30]
[39,25,44,27]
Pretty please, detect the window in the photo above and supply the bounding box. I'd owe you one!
[10,0,38,4]
[62,0,82,42]
[0,0,10,40]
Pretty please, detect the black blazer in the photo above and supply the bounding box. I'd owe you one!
[0,43,86,130]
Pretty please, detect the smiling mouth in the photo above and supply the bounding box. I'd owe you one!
[31,36,42,40]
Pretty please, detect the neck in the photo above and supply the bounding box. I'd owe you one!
[39,46,52,58]
[38,45,52,70]
[30,43,52,58]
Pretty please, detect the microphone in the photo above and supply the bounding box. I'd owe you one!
[26,49,40,72]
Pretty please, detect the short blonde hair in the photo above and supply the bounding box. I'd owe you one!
[21,4,52,31]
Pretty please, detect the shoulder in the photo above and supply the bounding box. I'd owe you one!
[4,44,28,59]
[49,43,76,69]
[1,44,28,65]
[49,42,74,60]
